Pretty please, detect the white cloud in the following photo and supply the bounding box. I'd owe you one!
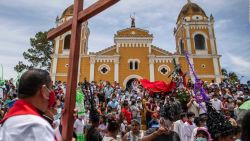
[226,54,250,76]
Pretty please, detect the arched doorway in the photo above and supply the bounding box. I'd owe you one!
[123,74,142,89]
[126,78,137,90]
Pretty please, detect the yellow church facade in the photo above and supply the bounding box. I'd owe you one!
[50,1,222,88]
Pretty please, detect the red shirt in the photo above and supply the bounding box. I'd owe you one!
[121,108,132,124]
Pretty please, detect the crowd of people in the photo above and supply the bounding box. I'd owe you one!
[0,68,250,141]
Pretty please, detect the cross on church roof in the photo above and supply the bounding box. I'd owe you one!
[187,0,191,3]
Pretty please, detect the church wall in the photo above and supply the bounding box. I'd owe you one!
[94,62,114,83]
[118,47,150,85]
[117,29,148,36]
[175,29,189,54]
[56,58,69,73]
[79,57,90,82]
[178,57,190,73]
[217,58,222,75]
[154,62,173,82]
[56,76,67,83]
[58,39,63,54]
[101,48,116,55]
[193,58,214,75]
[151,49,167,56]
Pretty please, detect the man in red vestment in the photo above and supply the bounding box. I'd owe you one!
[0,69,56,141]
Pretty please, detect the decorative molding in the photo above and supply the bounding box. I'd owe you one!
[127,59,141,64]
[151,46,173,55]
[158,65,171,75]
[98,64,111,74]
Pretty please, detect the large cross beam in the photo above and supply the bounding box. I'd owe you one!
[47,0,119,141]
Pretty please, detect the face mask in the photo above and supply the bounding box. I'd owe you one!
[49,90,56,108]
[196,137,207,141]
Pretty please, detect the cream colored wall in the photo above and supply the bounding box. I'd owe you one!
[79,57,90,82]
[193,58,214,75]
[154,62,173,82]
[118,47,150,85]
[94,62,114,83]
[56,58,69,74]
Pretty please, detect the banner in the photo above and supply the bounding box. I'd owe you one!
[140,79,176,93]
[75,89,85,116]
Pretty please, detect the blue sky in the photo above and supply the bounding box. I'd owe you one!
[0,0,249,83]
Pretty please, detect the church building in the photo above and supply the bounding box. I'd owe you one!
[50,1,222,88]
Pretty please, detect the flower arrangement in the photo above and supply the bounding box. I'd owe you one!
[175,88,191,103]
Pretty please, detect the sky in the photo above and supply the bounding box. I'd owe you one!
[0,0,249,83]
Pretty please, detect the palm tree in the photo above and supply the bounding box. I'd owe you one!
[221,68,228,78]
[228,72,239,83]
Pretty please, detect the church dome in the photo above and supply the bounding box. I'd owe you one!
[177,1,207,23]
[61,5,73,18]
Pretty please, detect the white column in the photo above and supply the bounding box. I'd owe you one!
[185,24,192,54]
[77,56,81,83]
[114,55,120,82]
[116,43,120,53]
[213,57,221,83]
[89,56,95,82]
[208,23,216,54]
[51,37,60,83]
[149,55,155,82]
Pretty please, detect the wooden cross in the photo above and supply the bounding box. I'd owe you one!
[47,0,119,140]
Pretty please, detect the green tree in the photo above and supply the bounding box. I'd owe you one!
[228,72,239,83]
[221,68,228,77]
[14,61,28,73]
[221,68,239,83]
[14,31,54,73]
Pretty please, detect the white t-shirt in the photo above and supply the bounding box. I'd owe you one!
[102,136,116,141]
[210,98,222,111]
[0,115,54,141]
[74,118,84,134]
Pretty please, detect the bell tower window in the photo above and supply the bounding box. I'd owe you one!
[64,34,71,50]
[179,40,185,54]
[194,34,205,50]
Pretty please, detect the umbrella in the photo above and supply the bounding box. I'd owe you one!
[239,100,250,110]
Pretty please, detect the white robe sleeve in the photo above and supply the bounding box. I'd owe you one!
[0,115,55,141]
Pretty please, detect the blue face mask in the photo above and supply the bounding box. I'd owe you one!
[196,137,207,141]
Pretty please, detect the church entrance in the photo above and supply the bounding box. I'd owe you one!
[123,74,143,89]
[126,78,137,90]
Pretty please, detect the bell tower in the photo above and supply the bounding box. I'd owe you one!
[174,0,222,83]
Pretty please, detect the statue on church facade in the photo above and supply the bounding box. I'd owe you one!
[130,15,135,28]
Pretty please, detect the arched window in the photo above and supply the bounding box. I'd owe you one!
[179,40,184,54]
[134,61,138,70]
[64,34,71,50]
[128,59,140,70]
[194,34,205,50]
[129,61,133,70]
